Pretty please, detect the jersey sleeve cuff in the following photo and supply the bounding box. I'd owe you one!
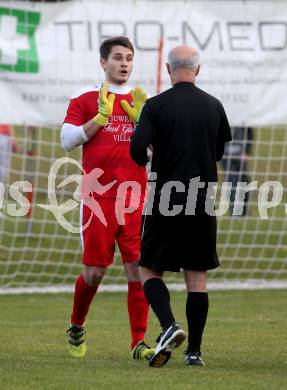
[79,126,89,142]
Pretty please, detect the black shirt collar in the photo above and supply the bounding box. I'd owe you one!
[173,81,195,87]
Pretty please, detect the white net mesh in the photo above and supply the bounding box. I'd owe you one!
[0,0,286,292]
[1,124,286,292]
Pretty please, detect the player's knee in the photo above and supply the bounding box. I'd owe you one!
[184,270,207,292]
[83,266,106,286]
[124,262,140,281]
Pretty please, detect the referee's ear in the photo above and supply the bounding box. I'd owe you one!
[195,64,200,76]
[166,63,171,75]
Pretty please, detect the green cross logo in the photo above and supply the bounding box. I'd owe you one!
[0,7,41,73]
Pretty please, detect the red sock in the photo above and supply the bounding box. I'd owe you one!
[128,281,149,349]
[70,273,99,326]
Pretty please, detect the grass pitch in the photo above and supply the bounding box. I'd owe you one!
[0,289,286,390]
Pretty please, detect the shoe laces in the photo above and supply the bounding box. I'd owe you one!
[156,331,164,343]
[156,323,178,343]
[67,325,86,339]
[184,350,201,357]
[135,341,149,351]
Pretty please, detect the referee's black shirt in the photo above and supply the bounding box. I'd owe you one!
[130,82,231,190]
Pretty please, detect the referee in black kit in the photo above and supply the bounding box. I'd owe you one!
[130,45,231,368]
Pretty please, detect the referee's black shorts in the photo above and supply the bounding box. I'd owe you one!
[138,196,219,272]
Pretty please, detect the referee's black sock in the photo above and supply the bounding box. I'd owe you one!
[143,278,175,330]
[186,292,209,353]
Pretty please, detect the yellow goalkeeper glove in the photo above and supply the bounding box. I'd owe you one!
[120,86,147,123]
[93,81,115,126]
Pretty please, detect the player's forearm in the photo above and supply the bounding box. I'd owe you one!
[61,123,89,151]
[61,120,103,152]
[130,127,153,165]
[130,134,149,166]
[83,119,102,139]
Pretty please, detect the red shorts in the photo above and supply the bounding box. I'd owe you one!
[80,197,143,267]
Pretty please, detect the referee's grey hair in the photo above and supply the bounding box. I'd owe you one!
[168,51,199,72]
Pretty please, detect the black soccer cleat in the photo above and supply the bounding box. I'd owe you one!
[149,323,186,368]
[184,351,205,367]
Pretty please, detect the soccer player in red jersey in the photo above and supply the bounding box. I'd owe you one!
[61,37,154,360]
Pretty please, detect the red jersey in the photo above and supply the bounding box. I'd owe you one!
[64,84,147,201]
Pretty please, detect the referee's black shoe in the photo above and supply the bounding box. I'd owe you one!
[149,323,186,368]
[184,351,205,367]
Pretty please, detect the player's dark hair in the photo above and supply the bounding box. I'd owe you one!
[100,36,134,59]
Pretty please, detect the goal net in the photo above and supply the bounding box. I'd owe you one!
[0,0,286,293]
